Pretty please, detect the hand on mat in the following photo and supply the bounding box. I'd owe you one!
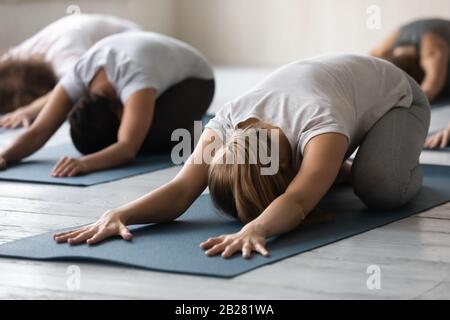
[200,224,269,259]
[425,126,450,149]
[0,109,33,128]
[53,210,133,245]
[52,156,89,177]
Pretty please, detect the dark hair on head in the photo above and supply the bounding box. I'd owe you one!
[68,94,121,155]
[387,54,425,84]
[0,58,57,113]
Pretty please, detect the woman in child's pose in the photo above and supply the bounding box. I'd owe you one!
[0,14,140,128]
[53,54,429,259]
[371,18,450,103]
[0,31,215,176]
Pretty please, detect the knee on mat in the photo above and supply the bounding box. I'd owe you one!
[352,167,423,210]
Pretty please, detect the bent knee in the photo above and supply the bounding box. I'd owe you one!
[352,165,423,210]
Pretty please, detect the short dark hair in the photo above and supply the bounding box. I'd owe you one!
[387,54,425,84]
[68,94,121,155]
[0,58,57,113]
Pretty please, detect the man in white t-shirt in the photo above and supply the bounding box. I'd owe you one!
[0,14,140,128]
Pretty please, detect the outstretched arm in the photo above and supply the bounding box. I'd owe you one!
[0,92,51,128]
[370,30,400,59]
[54,128,222,245]
[52,88,157,177]
[201,133,349,259]
[0,84,71,168]
[420,33,449,102]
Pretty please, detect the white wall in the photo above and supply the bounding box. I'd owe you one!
[174,0,450,66]
[0,0,176,48]
[1,0,450,66]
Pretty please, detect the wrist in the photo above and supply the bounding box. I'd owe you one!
[242,221,269,238]
[79,156,92,173]
[106,208,129,225]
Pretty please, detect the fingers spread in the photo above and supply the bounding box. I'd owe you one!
[0,117,11,128]
[221,240,242,259]
[119,225,133,241]
[205,242,228,256]
[253,242,270,257]
[68,229,96,245]
[87,227,114,245]
[0,115,24,129]
[54,228,87,243]
[200,236,225,249]
[428,133,442,149]
[424,137,433,148]
[242,241,252,259]
[52,157,76,177]
[52,157,70,175]
[58,162,77,177]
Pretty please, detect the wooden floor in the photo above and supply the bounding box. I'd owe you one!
[1,125,450,300]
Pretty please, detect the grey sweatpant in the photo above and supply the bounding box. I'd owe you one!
[351,75,431,210]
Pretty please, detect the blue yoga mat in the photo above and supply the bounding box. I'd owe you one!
[0,143,174,186]
[0,164,448,278]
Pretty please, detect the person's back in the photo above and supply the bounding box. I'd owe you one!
[208,54,413,165]
[64,31,214,102]
[0,14,141,123]
[394,18,450,49]
[5,14,140,77]
[371,18,450,103]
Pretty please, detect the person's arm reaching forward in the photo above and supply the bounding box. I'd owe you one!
[370,31,400,59]
[0,84,72,169]
[53,128,220,245]
[0,92,51,128]
[51,88,157,177]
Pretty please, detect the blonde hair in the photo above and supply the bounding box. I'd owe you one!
[208,126,294,223]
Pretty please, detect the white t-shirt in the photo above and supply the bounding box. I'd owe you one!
[3,14,140,78]
[205,54,413,168]
[60,31,214,103]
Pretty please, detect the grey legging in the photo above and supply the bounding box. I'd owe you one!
[351,75,431,210]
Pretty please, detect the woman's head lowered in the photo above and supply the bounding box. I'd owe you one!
[68,94,122,155]
[386,46,425,84]
[0,58,57,113]
[207,125,295,224]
